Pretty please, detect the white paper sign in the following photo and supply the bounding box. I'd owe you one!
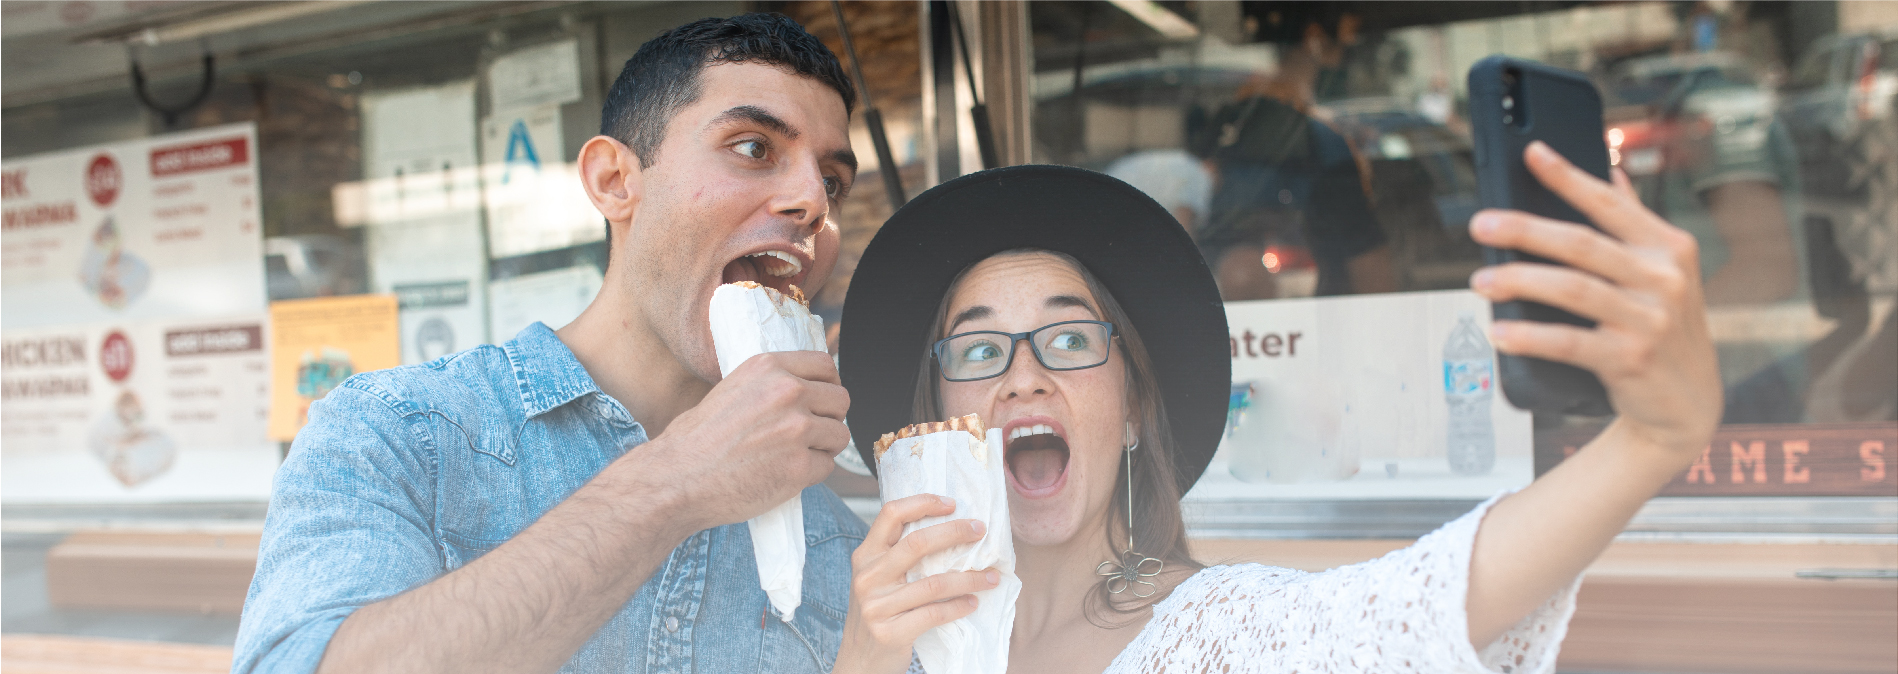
[480,105,602,258]
[487,39,583,111]
[487,265,603,341]
[1187,290,1535,500]
[2,123,265,329]
[362,82,489,363]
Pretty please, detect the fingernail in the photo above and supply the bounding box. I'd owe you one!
[986,570,1000,585]
[1488,323,1510,346]
[970,520,986,536]
[1471,269,1495,292]
[939,495,956,509]
[1528,140,1556,161]
[1472,213,1499,236]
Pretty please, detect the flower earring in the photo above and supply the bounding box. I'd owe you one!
[1096,427,1163,597]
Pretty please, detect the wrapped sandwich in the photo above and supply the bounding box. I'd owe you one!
[874,415,1020,674]
[708,281,828,622]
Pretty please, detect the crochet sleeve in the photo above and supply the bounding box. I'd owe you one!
[1110,492,1581,674]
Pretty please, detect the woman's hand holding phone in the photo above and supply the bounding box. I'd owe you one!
[833,494,1001,674]
[1461,140,1724,648]
[1468,140,1723,461]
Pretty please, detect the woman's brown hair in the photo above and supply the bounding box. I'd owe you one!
[911,248,1202,626]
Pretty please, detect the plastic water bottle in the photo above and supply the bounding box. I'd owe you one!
[1443,314,1495,475]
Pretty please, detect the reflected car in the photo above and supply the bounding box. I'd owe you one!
[1601,52,1777,180]
[1780,31,1898,201]
[265,235,367,301]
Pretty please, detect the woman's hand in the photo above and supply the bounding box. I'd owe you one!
[1468,140,1722,463]
[1461,141,1725,649]
[833,494,1001,674]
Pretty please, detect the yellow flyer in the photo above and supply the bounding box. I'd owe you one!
[267,295,399,441]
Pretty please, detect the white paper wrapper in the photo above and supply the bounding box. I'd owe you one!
[876,422,1020,674]
[708,281,827,622]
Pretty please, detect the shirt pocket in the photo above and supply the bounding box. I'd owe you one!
[800,530,860,624]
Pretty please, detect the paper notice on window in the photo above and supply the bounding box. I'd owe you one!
[266,295,400,441]
[487,265,603,342]
[479,105,603,259]
[361,81,489,363]
[487,39,582,111]
[1194,290,1534,500]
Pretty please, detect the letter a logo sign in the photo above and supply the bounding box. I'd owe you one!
[501,118,541,185]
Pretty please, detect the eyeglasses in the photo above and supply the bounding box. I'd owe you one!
[933,320,1117,382]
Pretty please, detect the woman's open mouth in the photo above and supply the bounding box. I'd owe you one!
[1004,418,1070,498]
[721,250,805,296]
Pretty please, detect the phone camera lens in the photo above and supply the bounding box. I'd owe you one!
[1502,96,1514,110]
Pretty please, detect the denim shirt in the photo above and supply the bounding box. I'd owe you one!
[234,323,866,674]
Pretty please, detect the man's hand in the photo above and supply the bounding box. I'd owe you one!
[642,350,850,532]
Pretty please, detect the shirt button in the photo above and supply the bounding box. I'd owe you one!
[665,616,680,633]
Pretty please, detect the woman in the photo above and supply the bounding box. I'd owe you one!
[832,143,1720,673]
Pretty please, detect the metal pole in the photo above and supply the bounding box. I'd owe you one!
[830,0,907,209]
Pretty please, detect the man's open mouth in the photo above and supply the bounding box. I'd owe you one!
[721,250,804,295]
[1004,419,1070,497]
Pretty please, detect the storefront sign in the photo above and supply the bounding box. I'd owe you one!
[1537,422,1898,496]
[1187,290,1535,501]
[1,124,271,502]
[266,295,400,441]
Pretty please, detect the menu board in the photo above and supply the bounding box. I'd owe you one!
[1,124,273,502]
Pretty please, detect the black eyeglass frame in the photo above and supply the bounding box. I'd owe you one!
[931,320,1119,383]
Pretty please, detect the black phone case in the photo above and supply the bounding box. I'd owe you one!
[1467,56,1614,416]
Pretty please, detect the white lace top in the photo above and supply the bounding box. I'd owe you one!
[1103,493,1582,674]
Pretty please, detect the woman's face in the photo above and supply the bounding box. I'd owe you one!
[937,253,1129,548]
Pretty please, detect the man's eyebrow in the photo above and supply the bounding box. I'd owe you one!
[947,305,992,334]
[828,148,859,175]
[1047,294,1100,318]
[709,105,799,139]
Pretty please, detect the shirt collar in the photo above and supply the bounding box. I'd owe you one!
[501,322,604,419]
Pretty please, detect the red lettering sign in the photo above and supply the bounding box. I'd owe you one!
[85,154,121,207]
[2,169,26,198]
[149,138,248,177]
[99,331,133,382]
[1537,422,1898,496]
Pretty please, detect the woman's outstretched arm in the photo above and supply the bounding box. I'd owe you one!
[1461,141,1724,649]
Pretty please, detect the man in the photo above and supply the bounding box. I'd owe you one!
[234,14,866,673]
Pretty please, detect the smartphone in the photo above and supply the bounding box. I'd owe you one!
[1467,56,1614,416]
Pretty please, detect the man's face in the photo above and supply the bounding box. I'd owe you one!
[623,62,854,382]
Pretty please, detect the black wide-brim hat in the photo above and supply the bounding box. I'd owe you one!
[839,165,1230,494]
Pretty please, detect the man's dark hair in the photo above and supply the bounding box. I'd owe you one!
[601,13,855,170]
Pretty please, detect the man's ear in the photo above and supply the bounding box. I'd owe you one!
[578,135,642,224]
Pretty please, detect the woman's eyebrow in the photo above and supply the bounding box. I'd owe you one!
[1046,294,1100,318]
[948,305,992,333]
